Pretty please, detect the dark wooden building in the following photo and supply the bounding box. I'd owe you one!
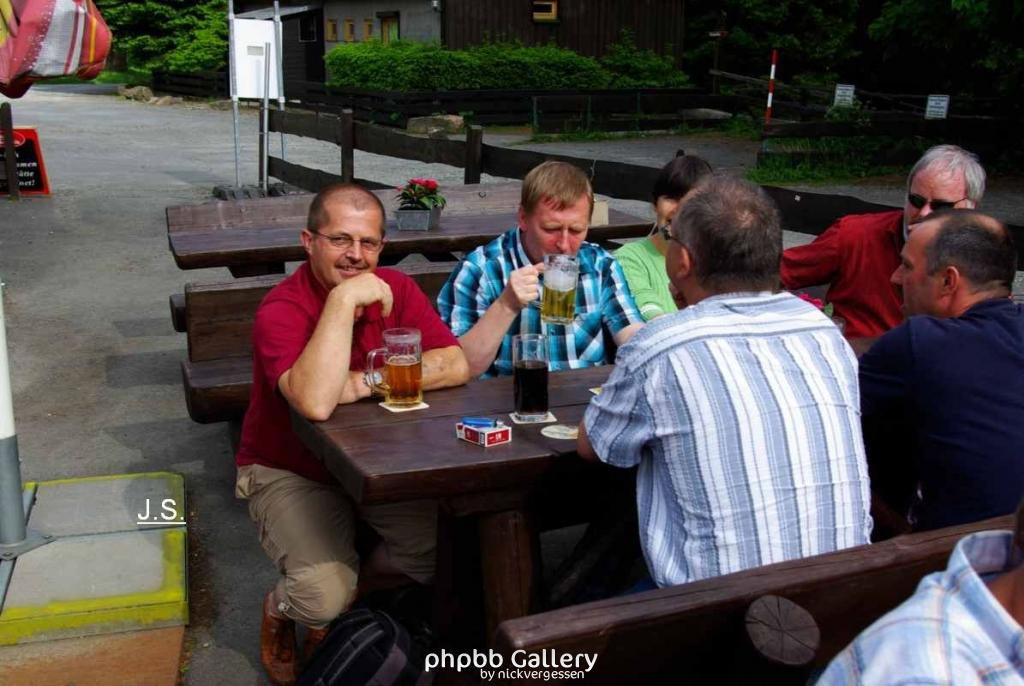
[441,0,685,65]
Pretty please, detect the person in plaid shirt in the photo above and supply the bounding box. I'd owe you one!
[437,161,644,377]
[820,502,1024,685]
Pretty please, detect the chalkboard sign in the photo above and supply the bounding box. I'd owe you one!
[0,127,50,196]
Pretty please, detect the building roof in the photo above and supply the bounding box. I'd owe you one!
[236,4,321,20]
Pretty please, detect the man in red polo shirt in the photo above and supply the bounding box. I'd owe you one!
[781,144,986,338]
[234,183,469,685]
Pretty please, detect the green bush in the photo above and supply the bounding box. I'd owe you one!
[600,31,689,88]
[324,41,477,90]
[466,43,607,90]
[325,39,682,91]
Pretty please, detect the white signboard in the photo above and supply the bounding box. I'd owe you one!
[833,84,856,107]
[925,95,950,120]
[231,18,280,99]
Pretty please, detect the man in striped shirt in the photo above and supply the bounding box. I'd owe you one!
[820,504,1024,684]
[437,161,644,378]
[578,175,872,588]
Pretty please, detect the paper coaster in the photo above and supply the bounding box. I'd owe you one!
[379,401,430,413]
[589,387,602,395]
[509,411,557,425]
[541,424,579,440]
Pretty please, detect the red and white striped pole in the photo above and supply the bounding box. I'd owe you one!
[764,48,779,125]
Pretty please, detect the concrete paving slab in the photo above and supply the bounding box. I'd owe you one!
[0,528,187,645]
[27,471,185,537]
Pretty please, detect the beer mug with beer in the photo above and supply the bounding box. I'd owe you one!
[513,333,548,421]
[366,328,423,407]
[541,254,579,325]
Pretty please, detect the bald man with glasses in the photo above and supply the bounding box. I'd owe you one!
[234,183,469,685]
[781,144,986,338]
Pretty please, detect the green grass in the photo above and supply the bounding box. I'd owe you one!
[524,112,764,144]
[746,157,904,184]
[748,134,940,184]
[682,113,763,141]
[41,69,151,86]
[524,129,657,144]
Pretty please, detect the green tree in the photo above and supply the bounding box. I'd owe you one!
[97,0,228,71]
[867,0,1024,99]
[684,0,859,84]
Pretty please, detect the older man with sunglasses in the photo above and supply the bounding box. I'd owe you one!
[781,144,986,338]
[234,183,469,685]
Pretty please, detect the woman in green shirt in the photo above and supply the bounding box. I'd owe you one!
[615,151,712,320]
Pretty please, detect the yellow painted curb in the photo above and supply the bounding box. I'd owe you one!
[0,473,189,645]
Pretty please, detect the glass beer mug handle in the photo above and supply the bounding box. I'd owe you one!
[365,348,389,396]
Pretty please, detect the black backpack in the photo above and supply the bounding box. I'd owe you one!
[297,609,432,686]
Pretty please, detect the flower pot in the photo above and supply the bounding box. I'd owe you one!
[395,207,441,231]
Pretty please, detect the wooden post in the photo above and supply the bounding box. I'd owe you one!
[340,109,354,183]
[464,125,483,185]
[478,508,538,643]
[1,103,19,201]
[257,100,266,188]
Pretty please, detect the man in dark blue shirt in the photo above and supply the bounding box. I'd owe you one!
[860,209,1023,531]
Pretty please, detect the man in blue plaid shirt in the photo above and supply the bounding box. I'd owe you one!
[437,161,644,378]
[820,503,1024,684]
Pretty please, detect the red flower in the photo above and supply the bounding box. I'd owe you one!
[423,179,439,191]
[797,292,825,309]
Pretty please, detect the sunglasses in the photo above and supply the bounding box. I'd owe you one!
[907,193,968,212]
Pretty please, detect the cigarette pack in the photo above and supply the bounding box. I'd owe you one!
[456,421,511,447]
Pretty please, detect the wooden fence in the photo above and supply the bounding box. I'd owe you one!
[262,107,1024,264]
[531,92,739,133]
[1,102,19,200]
[152,73,729,130]
[152,71,228,98]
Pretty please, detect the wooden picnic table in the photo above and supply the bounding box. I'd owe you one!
[289,364,612,639]
[167,182,651,276]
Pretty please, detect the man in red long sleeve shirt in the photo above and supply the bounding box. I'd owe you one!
[780,145,986,338]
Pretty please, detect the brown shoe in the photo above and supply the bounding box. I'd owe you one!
[260,592,297,686]
[301,626,331,665]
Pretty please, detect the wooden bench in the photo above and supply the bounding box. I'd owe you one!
[181,262,458,424]
[493,515,1012,685]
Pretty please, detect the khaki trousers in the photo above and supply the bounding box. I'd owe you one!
[236,464,437,628]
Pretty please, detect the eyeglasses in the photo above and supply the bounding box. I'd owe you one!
[907,193,968,212]
[309,230,384,253]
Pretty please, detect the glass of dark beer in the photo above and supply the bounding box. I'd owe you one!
[513,333,548,420]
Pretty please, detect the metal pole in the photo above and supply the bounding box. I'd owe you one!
[262,42,272,195]
[228,0,242,189]
[0,279,49,565]
[273,1,286,162]
[0,278,26,548]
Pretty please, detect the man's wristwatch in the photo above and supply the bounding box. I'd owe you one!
[363,369,384,393]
